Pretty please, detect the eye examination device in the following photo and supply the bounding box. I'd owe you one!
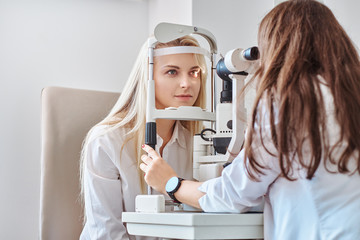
[122,22,264,240]
[144,22,218,152]
[194,46,259,181]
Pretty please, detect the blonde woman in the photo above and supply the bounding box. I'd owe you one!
[80,36,207,239]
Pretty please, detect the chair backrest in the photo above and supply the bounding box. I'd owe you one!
[40,86,120,240]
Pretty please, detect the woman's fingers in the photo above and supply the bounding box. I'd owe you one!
[140,154,153,175]
[139,162,148,173]
[141,154,152,165]
[140,144,158,174]
[140,144,178,194]
[140,144,160,171]
[142,144,159,159]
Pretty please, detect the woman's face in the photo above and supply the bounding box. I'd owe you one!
[153,53,201,109]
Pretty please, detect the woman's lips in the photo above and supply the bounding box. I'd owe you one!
[175,94,192,100]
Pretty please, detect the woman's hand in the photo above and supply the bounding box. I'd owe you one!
[140,144,178,194]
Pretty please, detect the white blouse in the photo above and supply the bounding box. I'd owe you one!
[198,77,360,240]
[80,121,193,240]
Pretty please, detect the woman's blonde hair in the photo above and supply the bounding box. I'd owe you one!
[80,35,207,211]
[244,0,360,180]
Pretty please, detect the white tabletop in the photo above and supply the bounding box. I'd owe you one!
[122,212,264,239]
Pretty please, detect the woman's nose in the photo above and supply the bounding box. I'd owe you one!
[180,75,191,88]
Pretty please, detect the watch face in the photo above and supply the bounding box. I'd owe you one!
[165,176,179,192]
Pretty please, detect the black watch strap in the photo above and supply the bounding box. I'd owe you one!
[167,178,184,203]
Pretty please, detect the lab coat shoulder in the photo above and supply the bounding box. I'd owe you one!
[245,95,281,171]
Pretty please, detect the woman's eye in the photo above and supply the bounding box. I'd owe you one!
[166,70,177,76]
[190,69,200,78]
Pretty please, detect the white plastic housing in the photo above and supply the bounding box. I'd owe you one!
[135,195,165,213]
[193,135,213,180]
[224,48,250,72]
[215,102,232,137]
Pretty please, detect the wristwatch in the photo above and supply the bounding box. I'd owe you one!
[165,176,184,203]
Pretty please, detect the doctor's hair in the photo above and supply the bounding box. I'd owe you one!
[244,0,360,181]
[79,35,207,215]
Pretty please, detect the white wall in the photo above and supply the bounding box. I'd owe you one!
[192,0,273,113]
[148,0,192,36]
[193,0,272,56]
[0,0,148,239]
[325,0,360,49]
[0,0,360,239]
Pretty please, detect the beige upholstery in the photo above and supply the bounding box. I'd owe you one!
[40,86,120,240]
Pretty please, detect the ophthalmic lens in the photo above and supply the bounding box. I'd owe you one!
[243,47,259,60]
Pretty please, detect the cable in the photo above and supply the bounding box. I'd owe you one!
[200,128,216,141]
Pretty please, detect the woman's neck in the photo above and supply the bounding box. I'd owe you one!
[156,119,176,156]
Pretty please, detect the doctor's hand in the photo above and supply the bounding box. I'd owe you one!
[140,144,177,194]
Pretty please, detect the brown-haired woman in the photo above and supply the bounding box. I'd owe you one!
[140,1,360,239]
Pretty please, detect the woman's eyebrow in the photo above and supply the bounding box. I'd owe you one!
[162,65,180,69]
[190,66,201,70]
[161,65,200,70]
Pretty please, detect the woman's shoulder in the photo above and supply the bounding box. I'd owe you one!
[84,125,134,177]
[84,125,136,169]
[87,124,131,149]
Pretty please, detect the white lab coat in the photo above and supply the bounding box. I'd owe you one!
[80,121,193,240]
[198,76,360,240]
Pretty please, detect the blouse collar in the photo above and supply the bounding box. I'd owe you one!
[156,121,187,149]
